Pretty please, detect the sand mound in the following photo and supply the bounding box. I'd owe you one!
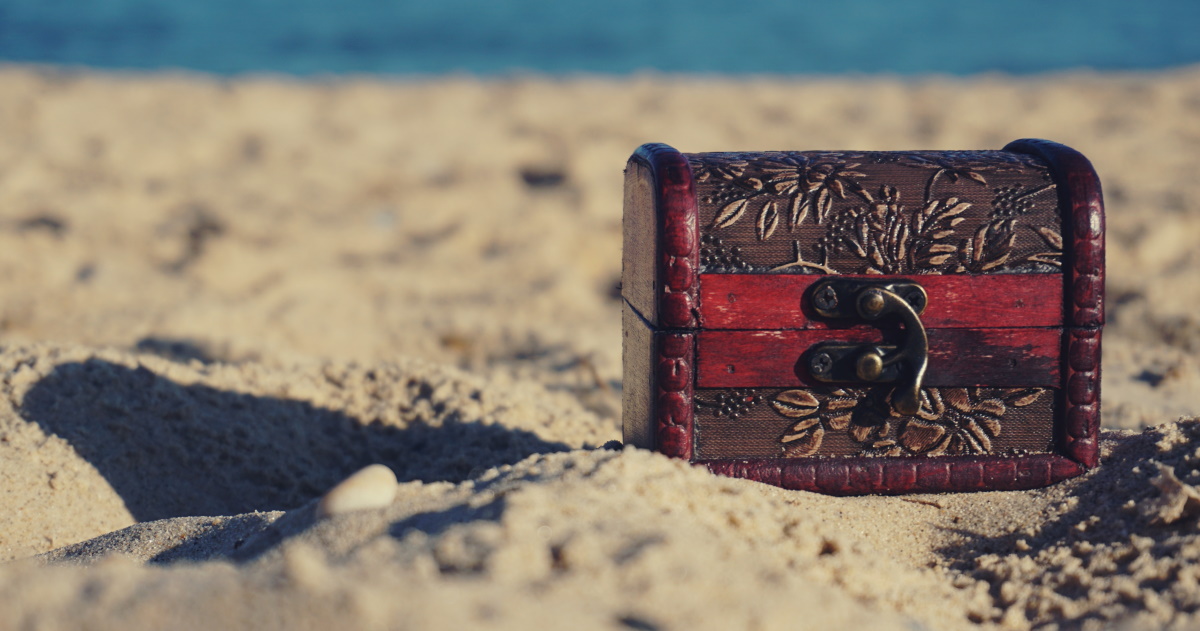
[9,351,1200,629]
[0,343,611,560]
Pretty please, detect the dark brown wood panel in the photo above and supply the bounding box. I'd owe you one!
[699,273,1063,330]
[696,327,1061,388]
[693,386,1057,459]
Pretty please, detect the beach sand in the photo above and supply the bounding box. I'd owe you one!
[0,64,1198,629]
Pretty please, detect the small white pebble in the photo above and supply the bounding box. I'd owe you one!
[316,464,398,518]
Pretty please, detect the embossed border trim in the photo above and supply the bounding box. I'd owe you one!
[631,143,700,329]
[1005,139,1104,468]
[656,333,695,459]
[699,454,1084,495]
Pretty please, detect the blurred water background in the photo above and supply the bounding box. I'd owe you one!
[0,0,1197,76]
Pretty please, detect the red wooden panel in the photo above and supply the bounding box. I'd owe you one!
[696,327,1061,388]
[698,273,1063,330]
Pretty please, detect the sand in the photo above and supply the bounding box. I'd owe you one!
[0,64,1198,629]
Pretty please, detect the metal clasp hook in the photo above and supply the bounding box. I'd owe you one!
[806,279,929,415]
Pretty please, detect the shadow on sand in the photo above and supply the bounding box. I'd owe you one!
[21,359,572,523]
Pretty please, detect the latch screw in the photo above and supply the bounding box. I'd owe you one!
[900,288,926,312]
[810,352,833,376]
[813,285,839,311]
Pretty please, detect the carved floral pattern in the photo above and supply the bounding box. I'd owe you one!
[689,151,1061,275]
[817,186,970,274]
[847,387,1045,457]
[696,387,1048,457]
[700,153,868,241]
[772,388,863,457]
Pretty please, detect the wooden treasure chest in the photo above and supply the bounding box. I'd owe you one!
[621,139,1104,494]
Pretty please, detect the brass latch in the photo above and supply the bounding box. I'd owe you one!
[806,279,929,415]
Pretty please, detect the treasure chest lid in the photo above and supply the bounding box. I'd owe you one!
[621,139,1104,333]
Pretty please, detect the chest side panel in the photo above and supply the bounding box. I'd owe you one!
[622,302,655,449]
[622,159,659,326]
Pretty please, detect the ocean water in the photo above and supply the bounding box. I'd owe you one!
[0,0,1197,76]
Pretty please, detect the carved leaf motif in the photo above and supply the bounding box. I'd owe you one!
[973,399,1006,417]
[757,200,780,240]
[782,425,824,457]
[1008,390,1044,407]
[850,421,877,444]
[932,200,971,223]
[1024,226,1063,269]
[1026,254,1061,267]
[829,178,846,199]
[713,199,749,229]
[772,390,820,417]
[978,415,1002,437]
[943,388,972,413]
[825,398,857,410]
[816,188,833,223]
[788,417,821,432]
[912,389,946,421]
[965,419,994,452]
[818,182,983,274]
[900,419,947,454]
[1034,226,1064,250]
[972,224,988,261]
[827,412,853,430]
[772,388,865,456]
[697,152,872,243]
[927,254,953,266]
[790,195,809,228]
[981,253,1010,271]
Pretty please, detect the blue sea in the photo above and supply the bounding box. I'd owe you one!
[0,0,1197,76]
